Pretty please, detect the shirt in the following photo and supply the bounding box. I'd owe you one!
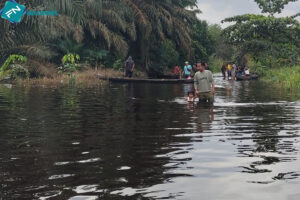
[174,66,180,75]
[227,64,232,71]
[125,60,134,71]
[184,65,192,75]
[231,64,236,73]
[194,70,214,93]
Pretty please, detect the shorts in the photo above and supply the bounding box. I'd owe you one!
[227,71,232,77]
[197,92,214,104]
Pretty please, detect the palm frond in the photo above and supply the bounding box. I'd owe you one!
[122,0,152,39]
[126,22,137,41]
[50,0,87,25]
[18,44,58,60]
[102,10,127,33]
[87,20,112,48]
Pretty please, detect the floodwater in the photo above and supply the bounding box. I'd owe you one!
[1,76,300,200]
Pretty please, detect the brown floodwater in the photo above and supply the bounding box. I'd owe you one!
[0,76,300,200]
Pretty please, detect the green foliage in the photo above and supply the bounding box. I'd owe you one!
[148,39,180,75]
[208,24,234,61]
[83,49,108,68]
[0,0,207,74]
[113,58,125,71]
[222,0,300,67]
[192,21,214,62]
[58,38,84,54]
[18,44,57,61]
[260,66,300,91]
[254,0,298,15]
[8,64,30,79]
[62,53,80,64]
[0,55,29,81]
[1,55,27,72]
[159,40,179,68]
[59,53,81,73]
[84,50,108,61]
[208,57,225,73]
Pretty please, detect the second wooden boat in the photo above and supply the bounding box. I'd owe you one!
[236,74,259,81]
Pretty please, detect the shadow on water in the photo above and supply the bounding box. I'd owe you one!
[0,77,300,200]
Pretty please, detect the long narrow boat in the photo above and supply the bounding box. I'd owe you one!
[236,74,259,81]
[98,75,194,84]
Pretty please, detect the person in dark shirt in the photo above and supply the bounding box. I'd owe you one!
[124,56,135,78]
[237,65,244,76]
[221,64,226,80]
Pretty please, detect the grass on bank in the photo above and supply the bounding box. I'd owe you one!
[15,68,147,87]
[208,57,224,73]
[258,66,300,91]
[20,69,105,87]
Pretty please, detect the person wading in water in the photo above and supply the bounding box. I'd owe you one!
[194,62,215,104]
[124,56,135,78]
[221,64,227,80]
[183,61,192,79]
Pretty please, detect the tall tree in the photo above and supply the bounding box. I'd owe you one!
[254,0,298,15]
[222,0,300,67]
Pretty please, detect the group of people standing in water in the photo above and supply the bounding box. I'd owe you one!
[124,57,215,104]
[221,63,250,80]
[181,61,215,104]
[173,61,210,79]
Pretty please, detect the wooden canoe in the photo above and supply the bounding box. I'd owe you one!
[236,74,259,81]
[98,75,194,84]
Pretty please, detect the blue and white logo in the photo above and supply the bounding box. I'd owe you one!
[0,0,26,23]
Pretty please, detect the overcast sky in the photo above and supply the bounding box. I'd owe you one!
[196,0,300,27]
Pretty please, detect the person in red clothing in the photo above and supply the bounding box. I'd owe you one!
[173,65,181,78]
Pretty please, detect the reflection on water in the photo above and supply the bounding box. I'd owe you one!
[0,77,300,200]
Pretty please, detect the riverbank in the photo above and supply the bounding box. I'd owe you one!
[0,68,148,87]
[21,69,108,87]
[259,66,300,92]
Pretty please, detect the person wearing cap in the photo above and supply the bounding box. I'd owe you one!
[183,61,192,78]
[194,62,215,104]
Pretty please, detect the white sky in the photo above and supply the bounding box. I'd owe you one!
[196,0,300,27]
